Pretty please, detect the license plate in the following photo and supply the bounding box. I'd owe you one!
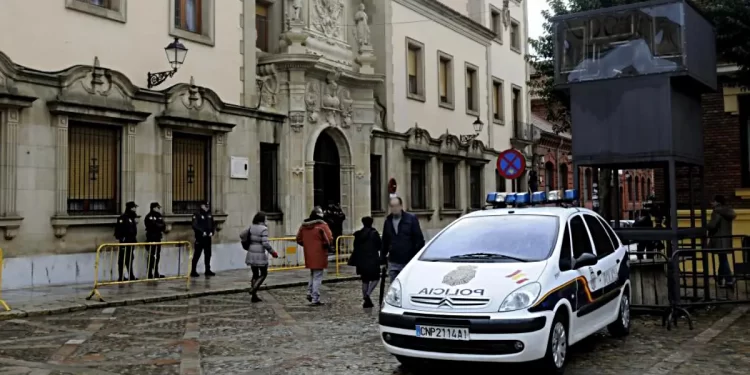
[415,325,470,341]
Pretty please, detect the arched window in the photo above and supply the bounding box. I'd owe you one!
[545,162,554,192]
[646,178,651,198]
[627,174,633,201]
[559,163,569,190]
[635,176,640,202]
[640,177,646,201]
[584,169,592,200]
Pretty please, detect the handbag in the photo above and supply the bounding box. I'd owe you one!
[239,227,251,250]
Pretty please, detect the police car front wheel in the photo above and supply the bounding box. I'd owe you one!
[538,312,568,374]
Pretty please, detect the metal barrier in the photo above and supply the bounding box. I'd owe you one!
[335,235,355,276]
[86,241,193,302]
[267,237,305,272]
[0,247,8,311]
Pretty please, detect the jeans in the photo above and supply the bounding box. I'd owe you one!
[717,253,734,284]
[388,263,405,283]
[307,269,324,303]
[250,266,268,296]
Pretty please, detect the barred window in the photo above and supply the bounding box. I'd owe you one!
[173,133,210,214]
[68,123,121,215]
[260,143,280,213]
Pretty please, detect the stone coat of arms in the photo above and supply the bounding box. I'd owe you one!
[442,266,478,286]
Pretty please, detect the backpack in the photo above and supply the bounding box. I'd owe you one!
[239,227,251,250]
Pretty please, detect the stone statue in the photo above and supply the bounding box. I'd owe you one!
[291,0,303,22]
[354,3,371,47]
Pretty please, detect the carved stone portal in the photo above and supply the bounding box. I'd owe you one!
[312,0,345,41]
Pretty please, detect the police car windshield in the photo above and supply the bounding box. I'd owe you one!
[419,214,559,262]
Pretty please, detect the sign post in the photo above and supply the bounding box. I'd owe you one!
[496,149,526,192]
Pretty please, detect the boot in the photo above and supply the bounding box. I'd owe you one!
[363,296,374,308]
[251,293,262,303]
[129,273,138,281]
[204,270,216,277]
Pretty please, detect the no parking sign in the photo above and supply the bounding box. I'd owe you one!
[496,149,526,180]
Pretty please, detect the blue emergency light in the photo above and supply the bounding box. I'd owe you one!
[485,189,579,208]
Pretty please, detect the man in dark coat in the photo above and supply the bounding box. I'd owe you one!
[708,195,737,287]
[632,210,655,260]
[114,201,139,281]
[324,201,346,252]
[144,202,166,279]
[381,196,425,282]
[191,201,216,278]
[349,216,383,308]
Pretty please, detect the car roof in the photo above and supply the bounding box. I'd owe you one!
[462,206,598,221]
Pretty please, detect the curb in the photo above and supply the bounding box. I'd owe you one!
[0,275,360,321]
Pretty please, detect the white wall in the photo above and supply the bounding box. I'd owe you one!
[0,0,243,104]
[390,2,491,143]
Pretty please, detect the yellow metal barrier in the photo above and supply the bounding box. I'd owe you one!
[86,241,193,302]
[267,237,306,272]
[335,235,355,276]
[0,247,8,311]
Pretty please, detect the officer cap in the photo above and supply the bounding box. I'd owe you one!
[150,202,161,209]
[125,201,138,209]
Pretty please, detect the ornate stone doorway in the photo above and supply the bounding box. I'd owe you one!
[313,130,340,207]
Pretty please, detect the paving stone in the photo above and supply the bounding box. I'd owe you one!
[0,281,748,374]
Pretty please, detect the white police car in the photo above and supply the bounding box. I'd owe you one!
[379,190,631,373]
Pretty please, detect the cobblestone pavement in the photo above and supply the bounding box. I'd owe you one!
[0,281,747,375]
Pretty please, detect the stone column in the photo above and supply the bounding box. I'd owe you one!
[212,133,226,214]
[54,115,69,216]
[162,128,173,214]
[1,109,20,216]
[282,69,309,235]
[121,124,137,206]
[340,164,355,234]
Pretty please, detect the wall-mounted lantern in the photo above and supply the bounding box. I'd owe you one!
[459,117,485,143]
[147,38,188,89]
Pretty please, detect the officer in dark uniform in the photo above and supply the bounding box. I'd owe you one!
[191,201,216,277]
[144,202,166,279]
[114,201,139,281]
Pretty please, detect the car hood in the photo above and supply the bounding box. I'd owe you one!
[398,260,549,314]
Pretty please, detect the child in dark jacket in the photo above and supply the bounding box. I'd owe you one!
[349,217,383,308]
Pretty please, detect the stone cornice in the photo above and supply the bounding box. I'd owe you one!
[394,0,496,45]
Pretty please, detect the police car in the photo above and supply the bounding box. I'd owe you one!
[379,190,630,373]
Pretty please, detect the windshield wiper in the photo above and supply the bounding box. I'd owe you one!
[450,253,529,262]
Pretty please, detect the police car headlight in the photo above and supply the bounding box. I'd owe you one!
[385,279,402,308]
[499,282,542,312]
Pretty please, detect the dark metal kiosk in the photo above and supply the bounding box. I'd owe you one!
[552,0,717,327]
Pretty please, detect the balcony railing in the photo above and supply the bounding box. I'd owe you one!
[512,122,539,143]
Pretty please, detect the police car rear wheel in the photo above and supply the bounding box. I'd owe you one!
[538,314,567,374]
[607,291,631,337]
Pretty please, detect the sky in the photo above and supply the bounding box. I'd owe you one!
[528,1,551,40]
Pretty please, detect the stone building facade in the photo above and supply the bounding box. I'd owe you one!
[0,0,530,289]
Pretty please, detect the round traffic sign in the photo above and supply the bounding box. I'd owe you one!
[496,149,526,180]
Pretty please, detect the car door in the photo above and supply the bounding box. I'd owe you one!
[582,214,622,325]
[568,214,600,340]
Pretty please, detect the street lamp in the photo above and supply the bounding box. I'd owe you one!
[460,117,484,143]
[147,38,188,89]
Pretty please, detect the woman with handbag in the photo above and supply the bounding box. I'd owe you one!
[240,212,278,303]
[296,206,333,306]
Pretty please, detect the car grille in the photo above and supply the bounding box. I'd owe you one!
[383,333,522,355]
[410,296,490,308]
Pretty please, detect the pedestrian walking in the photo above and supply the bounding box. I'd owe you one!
[240,212,279,303]
[632,209,655,260]
[708,194,737,288]
[381,196,425,283]
[190,201,216,278]
[114,201,139,281]
[296,206,333,306]
[348,216,383,308]
[144,202,166,279]
[324,201,346,252]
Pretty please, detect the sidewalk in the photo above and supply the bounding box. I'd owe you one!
[0,266,358,321]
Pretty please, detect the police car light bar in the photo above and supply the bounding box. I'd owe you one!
[485,189,579,207]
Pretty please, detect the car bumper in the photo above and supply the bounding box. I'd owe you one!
[378,307,551,363]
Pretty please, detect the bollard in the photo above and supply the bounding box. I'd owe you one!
[0,247,8,311]
[86,241,193,302]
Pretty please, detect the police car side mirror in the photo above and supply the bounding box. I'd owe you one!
[574,253,598,269]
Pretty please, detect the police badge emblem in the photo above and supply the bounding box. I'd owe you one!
[442,266,478,286]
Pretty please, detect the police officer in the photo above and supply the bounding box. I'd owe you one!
[144,202,166,279]
[191,201,216,277]
[114,201,139,281]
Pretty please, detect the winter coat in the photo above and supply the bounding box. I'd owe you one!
[348,227,383,281]
[242,224,275,266]
[381,211,425,265]
[708,205,737,249]
[114,212,138,242]
[296,217,333,270]
[192,209,215,240]
[144,210,166,242]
